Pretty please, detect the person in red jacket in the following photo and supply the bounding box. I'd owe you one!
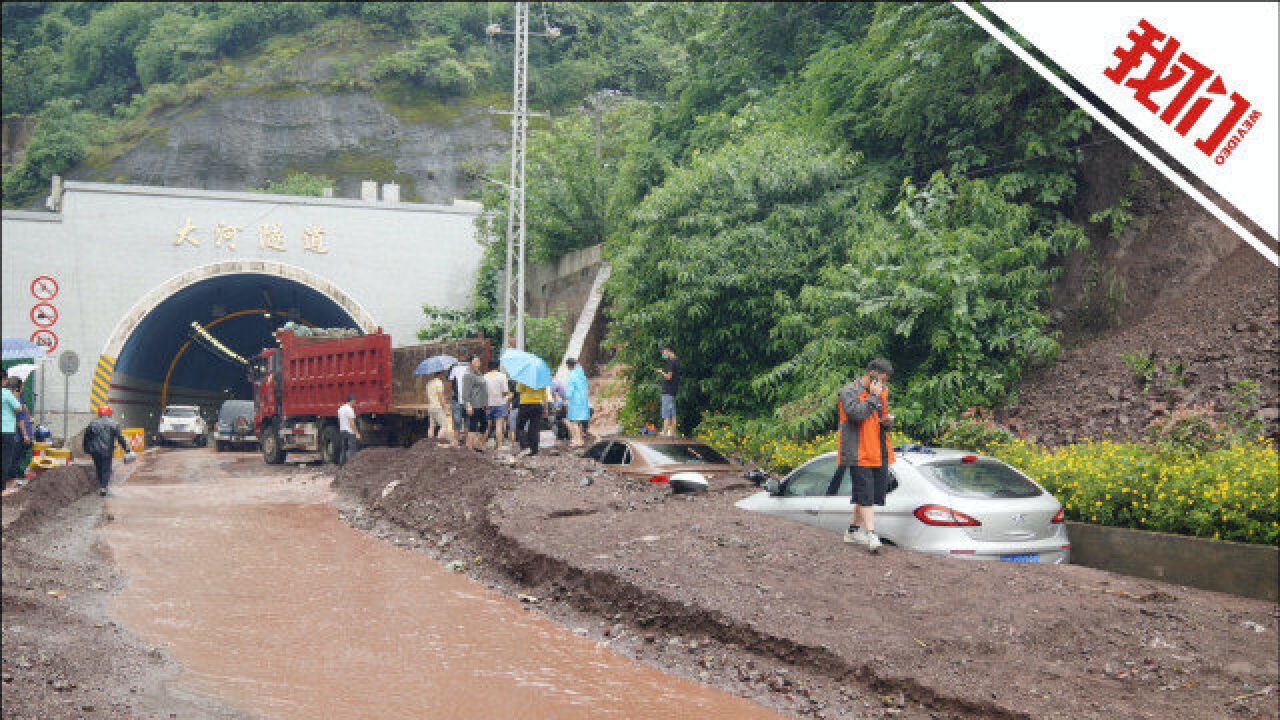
[831,358,895,552]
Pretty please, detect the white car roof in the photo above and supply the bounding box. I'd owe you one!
[800,446,1000,466]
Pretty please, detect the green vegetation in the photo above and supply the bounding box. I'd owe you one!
[2,2,674,207]
[250,171,334,197]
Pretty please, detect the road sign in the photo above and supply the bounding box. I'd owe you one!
[30,329,58,353]
[30,302,59,328]
[58,350,79,376]
[30,276,59,300]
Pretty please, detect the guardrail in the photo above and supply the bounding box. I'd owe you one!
[1067,522,1278,601]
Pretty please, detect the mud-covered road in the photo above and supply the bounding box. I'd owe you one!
[3,444,1277,719]
[3,448,792,719]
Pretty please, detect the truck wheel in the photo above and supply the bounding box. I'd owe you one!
[261,425,285,465]
[195,434,208,448]
[215,440,226,453]
[320,425,340,465]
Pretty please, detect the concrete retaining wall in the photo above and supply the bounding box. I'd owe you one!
[1067,521,1278,601]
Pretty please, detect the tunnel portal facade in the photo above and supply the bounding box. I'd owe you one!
[2,181,484,437]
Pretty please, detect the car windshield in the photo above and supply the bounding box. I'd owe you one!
[218,401,254,421]
[165,407,198,418]
[634,443,729,466]
[920,460,1042,499]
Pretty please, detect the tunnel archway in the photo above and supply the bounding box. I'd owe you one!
[98,262,377,432]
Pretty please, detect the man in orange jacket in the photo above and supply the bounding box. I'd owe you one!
[831,358,895,552]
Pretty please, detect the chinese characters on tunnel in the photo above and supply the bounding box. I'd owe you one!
[172,218,329,254]
[1105,19,1262,166]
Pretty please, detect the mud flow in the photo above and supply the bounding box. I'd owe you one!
[99,449,784,719]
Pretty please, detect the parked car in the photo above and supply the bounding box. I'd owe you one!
[155,405,208,447]
[736,446,1070,563]
[213,399,257,452]
[583,436,746,490]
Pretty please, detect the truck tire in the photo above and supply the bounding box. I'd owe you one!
[215,439,226,453]
[320,425,341,465]
[261,423,285,465]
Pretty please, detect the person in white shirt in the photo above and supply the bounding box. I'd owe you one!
[483,361,512,452]
[337,394,361,466]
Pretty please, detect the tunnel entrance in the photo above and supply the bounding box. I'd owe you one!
[102,265,372,432]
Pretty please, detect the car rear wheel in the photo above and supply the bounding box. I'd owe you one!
[261,424,285,465]
[320,425,341,464]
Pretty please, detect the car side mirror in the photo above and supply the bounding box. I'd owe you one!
[765,477,782,495]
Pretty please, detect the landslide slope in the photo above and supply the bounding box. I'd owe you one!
[1010,135,1278,444]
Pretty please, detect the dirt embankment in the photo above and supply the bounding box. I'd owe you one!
[333,443,1280,720]
[1012,134,1279,445]
[1011,244,1278,444]
[1,462,247,720]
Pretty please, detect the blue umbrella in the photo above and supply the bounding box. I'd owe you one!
[500,348,552,389]
[414,354,458,375]
[2,337,43,361]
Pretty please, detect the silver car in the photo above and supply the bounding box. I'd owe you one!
[736,446,1070,563]
[155,404,208,447]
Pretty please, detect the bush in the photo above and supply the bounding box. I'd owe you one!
[251,171,334,197]
[1144,405,1226,455]
[991,438,1279,545]
[934,409,1016,452]
[369,35,485,97]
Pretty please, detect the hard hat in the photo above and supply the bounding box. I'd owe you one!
[97,405,113,417]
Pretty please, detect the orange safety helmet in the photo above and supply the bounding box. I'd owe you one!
[97,405,113,417]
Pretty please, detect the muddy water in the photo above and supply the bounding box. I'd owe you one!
[101,451,785,719]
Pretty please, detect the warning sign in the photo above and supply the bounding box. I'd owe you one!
[30,329,58,353]
[30,276,59,301]
[30,302,58,328]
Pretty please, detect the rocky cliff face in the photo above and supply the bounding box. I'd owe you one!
[69,32,509,203]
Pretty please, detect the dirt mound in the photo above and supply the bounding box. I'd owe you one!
[333,443,1279,719]
[1011,245,1278,444]
[1,464,96,535]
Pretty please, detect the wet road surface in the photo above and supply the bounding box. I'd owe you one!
[99,449,787,719]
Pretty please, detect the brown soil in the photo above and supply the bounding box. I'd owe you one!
[1,461,247,720]
[1010,244,1279,444]
[332,442,1280,720]
[1011,133,1279,444]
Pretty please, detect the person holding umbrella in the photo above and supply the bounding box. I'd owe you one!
[500,348,552,457]
[415,354,458,447]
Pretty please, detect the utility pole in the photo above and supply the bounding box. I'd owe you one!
[487,2,557,351]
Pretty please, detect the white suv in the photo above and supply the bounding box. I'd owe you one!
[156,405,208,447]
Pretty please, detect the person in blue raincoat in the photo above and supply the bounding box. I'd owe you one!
[564,358,591,448]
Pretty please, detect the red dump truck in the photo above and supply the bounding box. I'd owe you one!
[252,329,490,464]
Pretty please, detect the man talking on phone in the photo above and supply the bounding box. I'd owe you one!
[831,358,895,552]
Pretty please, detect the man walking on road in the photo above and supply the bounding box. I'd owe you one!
[82,405,132,496]
[829,358,895,553]
[337,395,361,466]
[656,344,679,437]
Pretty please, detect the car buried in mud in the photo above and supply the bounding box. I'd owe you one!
[583,437,748,491]
[736,446,1071,563]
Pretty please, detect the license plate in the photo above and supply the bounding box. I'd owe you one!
[1000,553,1039,563]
